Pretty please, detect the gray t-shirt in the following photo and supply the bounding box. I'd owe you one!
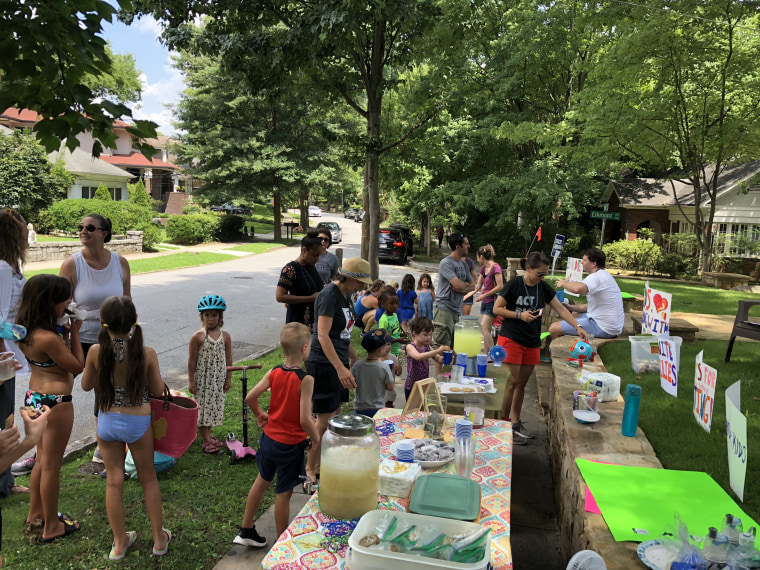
[436,255,473,314]
[315,251,340,285]
[352,359,393,410]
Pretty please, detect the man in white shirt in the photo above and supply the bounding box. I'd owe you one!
[550,248,624,341]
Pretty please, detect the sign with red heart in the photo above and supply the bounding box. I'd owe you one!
[642,282,672,335]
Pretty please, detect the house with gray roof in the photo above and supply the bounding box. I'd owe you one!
[48,147,133,201]
[602,161,760,255]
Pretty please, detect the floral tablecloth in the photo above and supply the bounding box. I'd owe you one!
[259,409,513,569]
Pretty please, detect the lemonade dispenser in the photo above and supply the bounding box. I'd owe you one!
[454,316,481,375]
[319,413,380,519]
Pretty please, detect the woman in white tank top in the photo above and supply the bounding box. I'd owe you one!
[60,214,131,462]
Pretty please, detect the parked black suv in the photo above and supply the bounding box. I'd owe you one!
[378,224,414,265]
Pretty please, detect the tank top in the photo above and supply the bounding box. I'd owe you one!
[264,365,308,445]
[354,294,375,321]
[73,251,124,344]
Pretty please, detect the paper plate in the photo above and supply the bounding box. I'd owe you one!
[389,439,454,469]
[573,410,600,424]
[637,539,675,570]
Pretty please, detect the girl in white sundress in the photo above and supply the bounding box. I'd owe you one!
[188,295,232,454]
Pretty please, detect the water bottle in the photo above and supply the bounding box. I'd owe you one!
[723,514,744,545]
[621,384,641,437]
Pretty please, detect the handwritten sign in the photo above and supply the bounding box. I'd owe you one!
[693,351,717,433]
[565,257,583,282]
[658,337,678,397]
[642,282,672,335]
[726,381,747,502]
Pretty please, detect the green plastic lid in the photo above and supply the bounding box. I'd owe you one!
[408,473,481,521]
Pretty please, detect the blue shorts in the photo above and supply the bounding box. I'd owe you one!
[463,295,474,306]
[257,433,308,493]
[560,315,618,339]
[97,411,152,444]
[354,408,379,418]
[480,301,495,317]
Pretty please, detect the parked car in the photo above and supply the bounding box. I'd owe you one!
[317,221,342,243]
[353,209,365,222]
[378,224,414,265]
[344,207,359,218]
[308,205,322,217]
[211,203,245,215]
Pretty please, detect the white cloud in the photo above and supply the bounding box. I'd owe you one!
[136,56,183,136]
[134,15,164,38]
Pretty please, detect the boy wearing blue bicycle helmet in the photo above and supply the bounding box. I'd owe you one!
[188,294,232,454]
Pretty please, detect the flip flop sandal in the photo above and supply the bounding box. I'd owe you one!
[202,441,220,454]
[39,519,81,544]
[109,530,137,561]
[210,435,223,447]
[152,528,172,556]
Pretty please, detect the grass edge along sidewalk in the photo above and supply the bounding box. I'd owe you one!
[599,338,760,525]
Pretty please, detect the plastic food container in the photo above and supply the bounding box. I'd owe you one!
[628,336,682,374]
[347,510,491,570]
[581,372,621,402]
[408,473,481,521]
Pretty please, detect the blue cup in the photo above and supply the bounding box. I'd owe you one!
[443,351,452,365]
[456,352,468,367]
[556,290,565,303]
[455,419,473,439]
[384,359,394,375]
[477,364,487,377]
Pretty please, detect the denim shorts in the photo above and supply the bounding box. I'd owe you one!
[480,301,495,317]
[257,433,308,493]
[560,315,618,339]
[97,411,152,444]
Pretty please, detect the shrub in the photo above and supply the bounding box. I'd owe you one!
[30,210,55,235]
[48,199,154,236]
[93,183,112,201]
[135,222,163,251]
[182,202,202,215]
[657,253,690,279]
[127,180,151,207]
[603,239,663,274]
[165,214,219,245]
[216,214,245,242]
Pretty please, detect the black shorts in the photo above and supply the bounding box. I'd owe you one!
[257,433,308,493]
[306,360,349,414]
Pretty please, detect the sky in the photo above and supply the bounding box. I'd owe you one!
[102,13,182,137]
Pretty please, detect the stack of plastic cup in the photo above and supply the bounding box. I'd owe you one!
[443,351,453,365]
[455,419,473,439]
[396,441,415,463]
[476,354,488,377]
[452,352,468,382]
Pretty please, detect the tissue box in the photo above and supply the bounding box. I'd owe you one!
[378,459,421,498]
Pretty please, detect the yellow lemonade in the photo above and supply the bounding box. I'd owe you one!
[454,326,482,355]
[319,446,379,519]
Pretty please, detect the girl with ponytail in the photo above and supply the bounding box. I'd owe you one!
[81,296,170,560]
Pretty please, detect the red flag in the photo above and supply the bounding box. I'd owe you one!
[536,227,542,241]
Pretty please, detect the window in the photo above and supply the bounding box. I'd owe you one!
[81,187,123,200]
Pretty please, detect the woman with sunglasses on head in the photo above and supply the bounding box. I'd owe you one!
[60,214,131,464]
[275,229,324,331]
[314,227,340,285]
[493,252,588,445]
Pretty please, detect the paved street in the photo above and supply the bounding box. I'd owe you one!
[14,212,430,453]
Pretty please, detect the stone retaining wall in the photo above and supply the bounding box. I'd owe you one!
[539,337,662,568]
[27,231,144,262]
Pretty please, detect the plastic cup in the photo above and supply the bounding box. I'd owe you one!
[396,441,415,463]
[443,351,452,365]
[556,290,565,303]
[455,418,473,439]
[0,352,17,383]
[476,354,488,377]
[455,352,468,367]
[383,360,394,375]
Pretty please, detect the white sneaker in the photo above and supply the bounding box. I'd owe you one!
[92,449,104,464]
[11,455,36,475]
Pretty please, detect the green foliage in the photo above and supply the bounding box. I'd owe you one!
[0,1,157,155]
[0,130,71,221]
[127,180,151,207]
[182,202,202,215]
[93,183,112,201]
[165,214,220,245]
[32,210,55,235]
[216,214,245,242]
[603,239,663,275]
[657,253,690,279]
[47,199,154,236]
[134,222,163,251]
[82,43,143,104]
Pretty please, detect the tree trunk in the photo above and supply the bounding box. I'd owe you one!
[361,163,369,261]
[299,188,309,229]
[273,190,282,240]
[426,210,431,258]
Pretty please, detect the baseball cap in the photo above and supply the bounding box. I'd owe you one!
[361,328,392,352]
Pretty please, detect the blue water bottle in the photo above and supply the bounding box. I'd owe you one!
[621,384,641,437]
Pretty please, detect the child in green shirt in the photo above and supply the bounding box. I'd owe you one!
[378,289,406,357]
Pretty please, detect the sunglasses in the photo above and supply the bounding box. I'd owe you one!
[536,272,548,278]
[78,224,104,233]
[319,237,331,242]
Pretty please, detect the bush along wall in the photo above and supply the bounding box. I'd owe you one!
[165,214,220,245]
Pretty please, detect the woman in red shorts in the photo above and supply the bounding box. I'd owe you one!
[493,252,588,444]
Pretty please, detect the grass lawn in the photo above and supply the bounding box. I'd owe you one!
[599,339,760,523]
[24,252,237,279]
[225,242,283,254]
[244,221,274,235]
[614,277,760,316]
[36,235,78,242]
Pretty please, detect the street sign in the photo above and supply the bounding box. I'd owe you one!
[590,210,621,221]
[551,234,565,258]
